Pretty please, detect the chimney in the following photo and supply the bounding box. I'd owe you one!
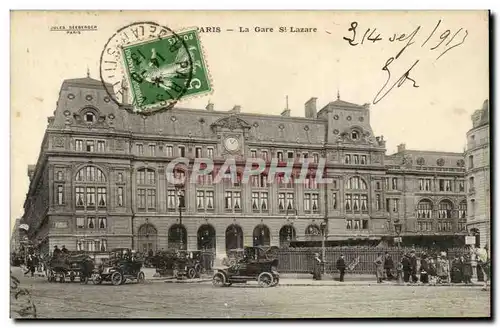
[27,165,36,181]
[305,97,317,118]
[206,102,214,111]
[397,143,406,153]
[362,103,370,109]
[121,78,129,105]
[281,109,291,117]
[231,105,241,113]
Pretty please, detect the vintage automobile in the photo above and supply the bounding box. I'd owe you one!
[92,248,145,286]
[46,252,95,283]
[213,246,280,287]
[153,249,211,279]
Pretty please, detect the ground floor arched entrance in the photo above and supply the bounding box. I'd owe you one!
[253,224,270,247]
[225,224,243,252]
[279,224,296,247]
[168,224,187,250]
[197,224,216,251]
[137,222,158,254]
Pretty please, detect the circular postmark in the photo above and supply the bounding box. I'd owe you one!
[99,21,195,115]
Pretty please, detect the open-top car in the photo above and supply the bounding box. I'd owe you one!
[92,248,145,286]
[213,246,280,287]
[153,249,203,279]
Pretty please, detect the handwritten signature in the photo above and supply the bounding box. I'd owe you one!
[343,20,468,104]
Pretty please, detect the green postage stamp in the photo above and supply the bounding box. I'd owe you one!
[121,29,211,113]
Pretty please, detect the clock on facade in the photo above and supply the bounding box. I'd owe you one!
[224,137,240,152]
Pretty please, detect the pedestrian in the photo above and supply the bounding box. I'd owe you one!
[409,250,418,283]
[53,245,62,258]
[336,254,346,282]
[462,255,473,285]
[437,253,450,284]
[24,253,33,276]
[396,259,404,284]
[374,253,384,283]
[383,252,394,280]
[61,245,69,254]
[401,253,411,283]
[419,253,429,284]
[312,253,323,280]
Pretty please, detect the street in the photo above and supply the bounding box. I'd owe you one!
[11,269,490,318]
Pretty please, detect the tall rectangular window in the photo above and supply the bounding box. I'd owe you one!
[251,150,257,158]
[468,155,474,168]
[225,191,232,209]
[207,147,214,158]
[286,193,294,210]
[76,217,85,229]
[287,151,294,159]
[392,178,398,190]
[261,192,268,210]
[376,194,381,210]
[97,187,107,207]
[117,187,124,207]
[332,193,338,209]
[179,146,186,157]
[233,192,241,210]
[278,193,286,211]
[304,193,311,211]
[76,187,85,207]
[137,189,146,209]
[97,140,105,152]
[195,147,202,158]
[149,144,156,156]
[86,187,96,207]
[98,217,107,229]
[137,144,144,155]
[147,189,156,209]
[197,191,205,209]
[206,191,214,209]
[57,185,64,205]
[252,192,259,211]
[277,151,284,162]
[353,155,359,164]
[313,153,319,163]
[261,150,269,161]
[167,190,177,209]
[392,199,399,213]
[360,155,367,164]
[86,140,95,152]
[166,145,173,157]
[75,139,83,151]
[344,154,351,164]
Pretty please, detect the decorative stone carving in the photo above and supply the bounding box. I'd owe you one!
[402,154,412,168]
[211,115,251,132]
[53,136,65,148]
[437,158,445,166]
[115,139,125,150]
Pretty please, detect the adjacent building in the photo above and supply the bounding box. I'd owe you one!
[10,218,21,252]
[21,75,469,256]
[465,100,490,249]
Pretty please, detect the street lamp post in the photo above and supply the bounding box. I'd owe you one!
[320,220,328,274]
[284,209,297,245]
[394,219,402,248]
[175,184,186,250]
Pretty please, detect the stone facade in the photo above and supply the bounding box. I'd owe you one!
[465,100,490,249]
[22,76,469,257]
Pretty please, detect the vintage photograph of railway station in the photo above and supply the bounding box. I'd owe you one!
[10,10,491,319]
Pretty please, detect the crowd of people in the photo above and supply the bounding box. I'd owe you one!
[312,246,490,288]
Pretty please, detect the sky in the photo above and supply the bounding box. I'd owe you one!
[10,10,489,228]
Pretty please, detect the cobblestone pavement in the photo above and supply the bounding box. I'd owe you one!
[12,270,490,319]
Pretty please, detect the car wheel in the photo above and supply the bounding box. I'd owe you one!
[212,273,226,287]
[111,272,123,286]
[187,268,196,279]
[137,271,145,284]
[271,277,280,287]
[258,272,273,288]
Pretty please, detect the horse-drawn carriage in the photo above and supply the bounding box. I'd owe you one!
[91,248,145,286]
[152,249,209,279]
[46,252,94,283]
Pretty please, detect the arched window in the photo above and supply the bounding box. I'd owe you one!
[438,200,453,219]
[417,199,433,218]
[346,176,367,190]
[137,168,157,211]
[225,224,243,252]
[458,200,467,219]
[168,224,187,250]
[74,166,107,210]
[345,176,368,214]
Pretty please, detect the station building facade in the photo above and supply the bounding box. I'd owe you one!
[465,100,490,249]
[22,76,469,256]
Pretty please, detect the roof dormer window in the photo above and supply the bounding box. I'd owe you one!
[351,130,359,140]
[85,112,96,123]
